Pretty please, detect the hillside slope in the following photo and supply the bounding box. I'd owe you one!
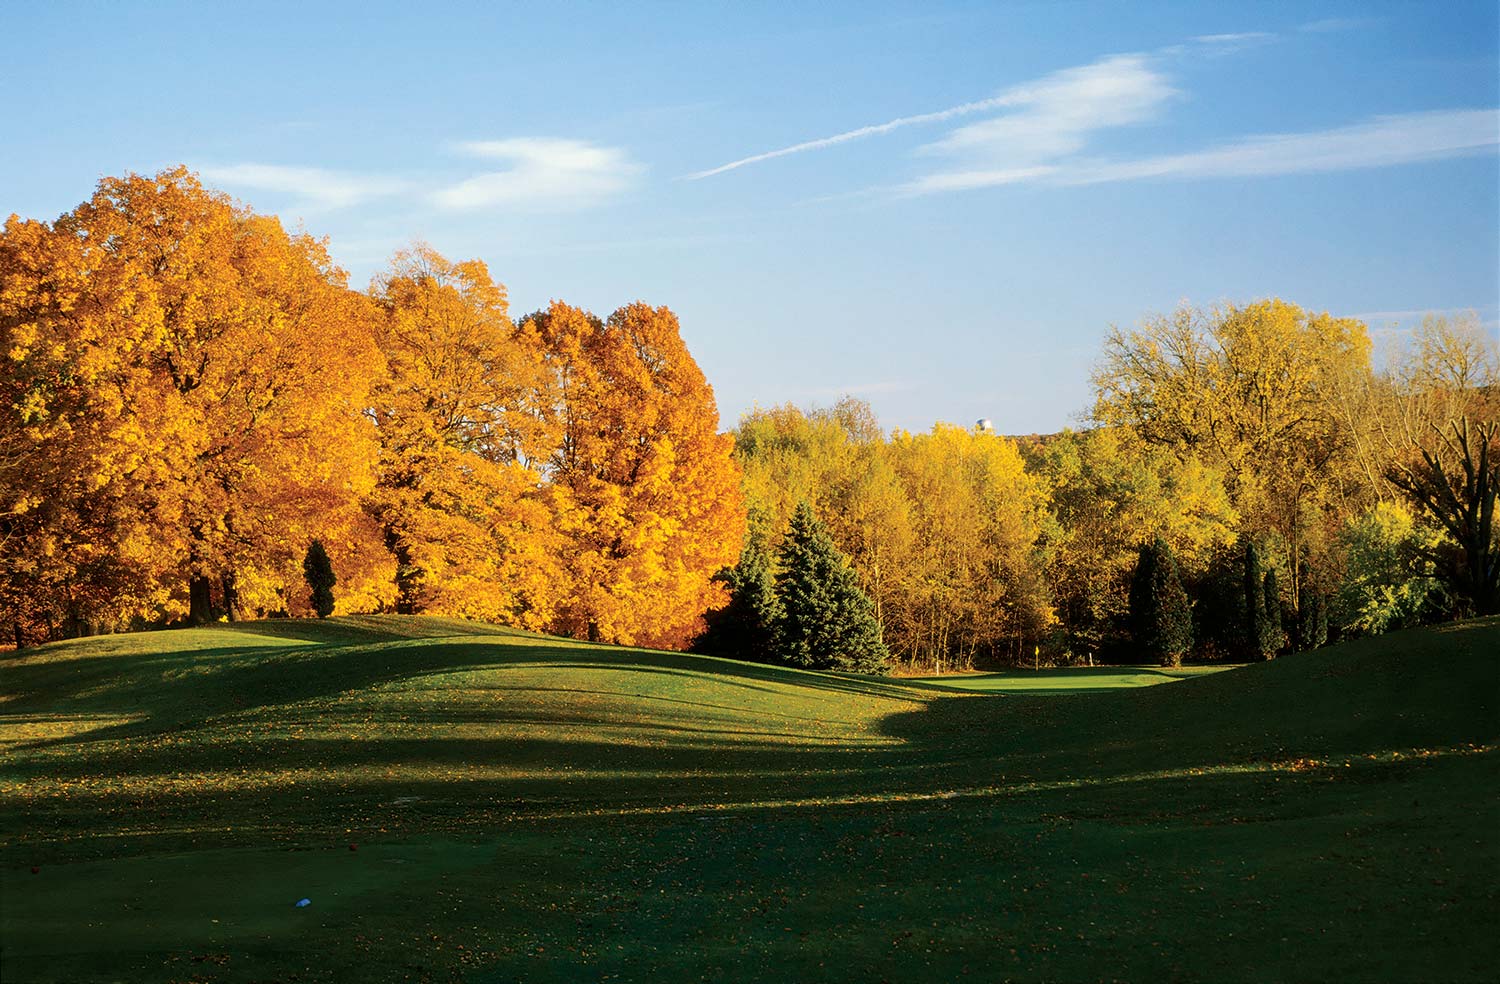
[2,615,1496,982]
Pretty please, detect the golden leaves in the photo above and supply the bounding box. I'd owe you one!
[2,169,390,629]
[6,172,749,646]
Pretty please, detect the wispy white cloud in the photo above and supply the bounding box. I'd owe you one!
[688,53,1174,181]
[690,34,1493,200]
[197,163,411,209]
[199,138,642,215]
[904,83,1495,194]
[433,138,642,210]
[1191,31,1277,48]
[901,54,1178,194]
[902,166,1057,194]
[1057,109,1498,185]
[917,55,1176,168]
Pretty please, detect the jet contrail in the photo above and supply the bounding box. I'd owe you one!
[684,93,1017,180]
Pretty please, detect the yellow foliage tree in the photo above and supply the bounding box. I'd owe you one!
[1023,427,1239,656]
[885,423,1054,669]
[1378,314,1500,613]
[527,301,744,648]
[733,399,911,623]
[1,212,167,636]
[367,245,563,629]
[1093,299,1375,596]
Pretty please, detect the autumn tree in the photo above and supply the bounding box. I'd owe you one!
[1,212,151,638]
[1023,427,1237,659]
[1379,315,1499,615]
[1094,300,1376,609]
[737,411,1053,670]
[1332,501,1444,635]
[1128,537,1193,666]
[885,423,1053,669]
[1,168,389,636]
[1385,420,1497,615]
[774,502,889,673]
[735,399,877,539]
[524,301,744,648]
[366,245,563,628]
[734,400,912,628]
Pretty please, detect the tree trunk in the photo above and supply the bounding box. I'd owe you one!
[12,622,23,651]
[60,580,82,638]
[221,572,241,623]
[189,575,214,624]
[385,529,421,615]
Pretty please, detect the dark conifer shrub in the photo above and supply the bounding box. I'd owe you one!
[774,502,890,674]
[695,528,782,663]
[1128,536,1193,666]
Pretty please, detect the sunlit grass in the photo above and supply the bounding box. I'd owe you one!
[917,664,1230,693]
[0,713,147,750]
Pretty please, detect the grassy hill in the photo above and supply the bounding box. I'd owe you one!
[2,615,1495,982]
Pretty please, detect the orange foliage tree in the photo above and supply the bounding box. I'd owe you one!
[525,301,744,648]
[4,170,745,647]
[1,168,390,634]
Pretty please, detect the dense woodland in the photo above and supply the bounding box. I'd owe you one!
[2,168,1496,670]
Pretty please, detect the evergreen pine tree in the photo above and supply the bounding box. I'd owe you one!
[1244,540,1277,660]
[1296,562,1328,651]
[1263,568,1285,656]
[302,540,337,619]
[694,527,782,663]
[774,502,890,674]
[1128,536,1193,666]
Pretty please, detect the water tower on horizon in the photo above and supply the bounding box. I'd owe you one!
[976,418,994,434]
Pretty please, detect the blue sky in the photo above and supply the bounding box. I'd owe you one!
[4,1,1497,434]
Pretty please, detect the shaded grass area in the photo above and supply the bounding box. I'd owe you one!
[1,615,1496,982]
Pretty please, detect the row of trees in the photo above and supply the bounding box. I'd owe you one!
[1,169,742,649]
[1126,536,1328,667]
[3,169,1494,670]
[721,406,1051,671]
[1094,300,1496,663]
[704,302,1495,670]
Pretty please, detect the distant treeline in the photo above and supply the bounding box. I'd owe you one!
[711,304,1496,669]
[2,169,1495,668]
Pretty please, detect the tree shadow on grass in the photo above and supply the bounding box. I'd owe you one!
[7,748,1495,984]
[4,617,1497,868]
[1,625,938,756]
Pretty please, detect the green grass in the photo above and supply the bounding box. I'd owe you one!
[918,663,1230,694]
[1,614,1495,982]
